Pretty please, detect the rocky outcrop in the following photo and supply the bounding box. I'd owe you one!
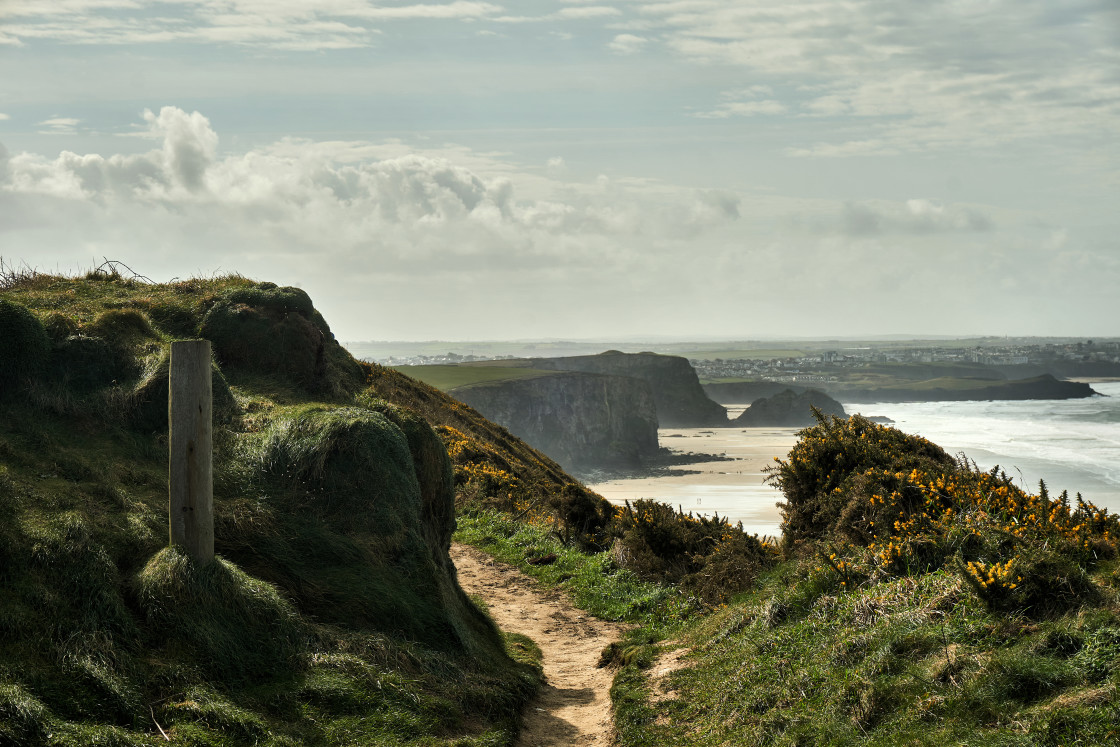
[704,380,804,404]
[526,351,727,427]
[451,371,660,471]
[735,389,846,427]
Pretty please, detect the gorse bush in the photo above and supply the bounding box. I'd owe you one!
[768,412,1120,617]
[614,499,778,602]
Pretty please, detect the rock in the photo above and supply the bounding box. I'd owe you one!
[526,351,727,427]
[735,388,846,427]
[450,371,660,472]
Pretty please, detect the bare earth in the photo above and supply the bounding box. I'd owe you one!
[450,543,629,747]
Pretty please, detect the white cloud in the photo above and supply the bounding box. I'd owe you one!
[555,6,620,19]
[0,0,499,49]
[0,107,766,337]
[37,116,81,134]
[637,0,1120,157]
[0,113,10,120]
[495,5,621,23]
[3,106,1114,340]
[789,199,994,237]
[694,99,785,118]
[546,156,566,175]
[608,33,647,55]
[340,2,502,21]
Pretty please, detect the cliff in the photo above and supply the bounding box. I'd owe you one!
[734,388,847,427]
[526,351,727,427]
[451,371,659,472]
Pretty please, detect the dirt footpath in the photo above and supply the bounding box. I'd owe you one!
[450,543,628,747]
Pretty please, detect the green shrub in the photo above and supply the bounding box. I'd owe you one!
[360,400,457,571]
[766,412,954,548]
[615,499,776,603]
[258,407,424,540]
[549,483,614,550]
[960,545,1102,618]
[49,335,122,393]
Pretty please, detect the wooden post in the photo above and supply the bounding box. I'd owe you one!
[169,340,214,564]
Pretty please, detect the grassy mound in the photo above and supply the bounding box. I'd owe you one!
[0,269,540,745]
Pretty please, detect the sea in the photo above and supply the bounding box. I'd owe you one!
[589,381,1120,538]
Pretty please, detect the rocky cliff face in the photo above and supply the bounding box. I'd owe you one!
[735,388,847,427]
[451,371,659,472]
[526,351,727,427]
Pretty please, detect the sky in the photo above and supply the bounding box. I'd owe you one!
[1,1,1118,342]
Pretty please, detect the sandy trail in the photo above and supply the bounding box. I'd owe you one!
[450,543,627,747]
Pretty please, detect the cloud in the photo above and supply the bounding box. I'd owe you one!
[0,0,499,50]
[692,85,786,118]
[608,33,647,55]
[3,106,1112,340]
[637,0,1120,157]
[37,116,80,134]
[546,156,567,175]
[143,107,217,193]
[341,2,502,21]
[494,5,621,23]
[0,113,10,121]
[1,107,747,326]
[790,199,995,237]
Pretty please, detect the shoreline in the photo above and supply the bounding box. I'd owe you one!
[588,422,799,537]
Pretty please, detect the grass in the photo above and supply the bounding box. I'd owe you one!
[0,269,543,746]
[615,564,1120,746]
[391,365,555,392]
[455,508,697,630]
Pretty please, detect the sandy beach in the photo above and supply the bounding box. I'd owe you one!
[588,416,799,538]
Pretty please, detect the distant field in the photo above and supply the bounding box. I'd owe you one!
[392,364,554,391]
[676,349,810,360]
[874,376,1018,392]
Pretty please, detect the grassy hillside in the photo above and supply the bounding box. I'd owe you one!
[390,364,554,392]
[612,415,1120,745]
[0,268,546,746]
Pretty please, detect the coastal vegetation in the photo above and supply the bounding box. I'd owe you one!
[473,411,1120,745]
[3,266,1118,745]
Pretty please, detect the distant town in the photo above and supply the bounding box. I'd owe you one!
[690,340,1120,384]
[356,338,1120,384]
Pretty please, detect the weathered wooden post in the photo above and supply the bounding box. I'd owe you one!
[169,340,214,564]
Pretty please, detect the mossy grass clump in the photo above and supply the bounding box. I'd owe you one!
[258,406,425,539]
[201,282,364,396]
[136,547,308,685]
[0,298,49,393]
